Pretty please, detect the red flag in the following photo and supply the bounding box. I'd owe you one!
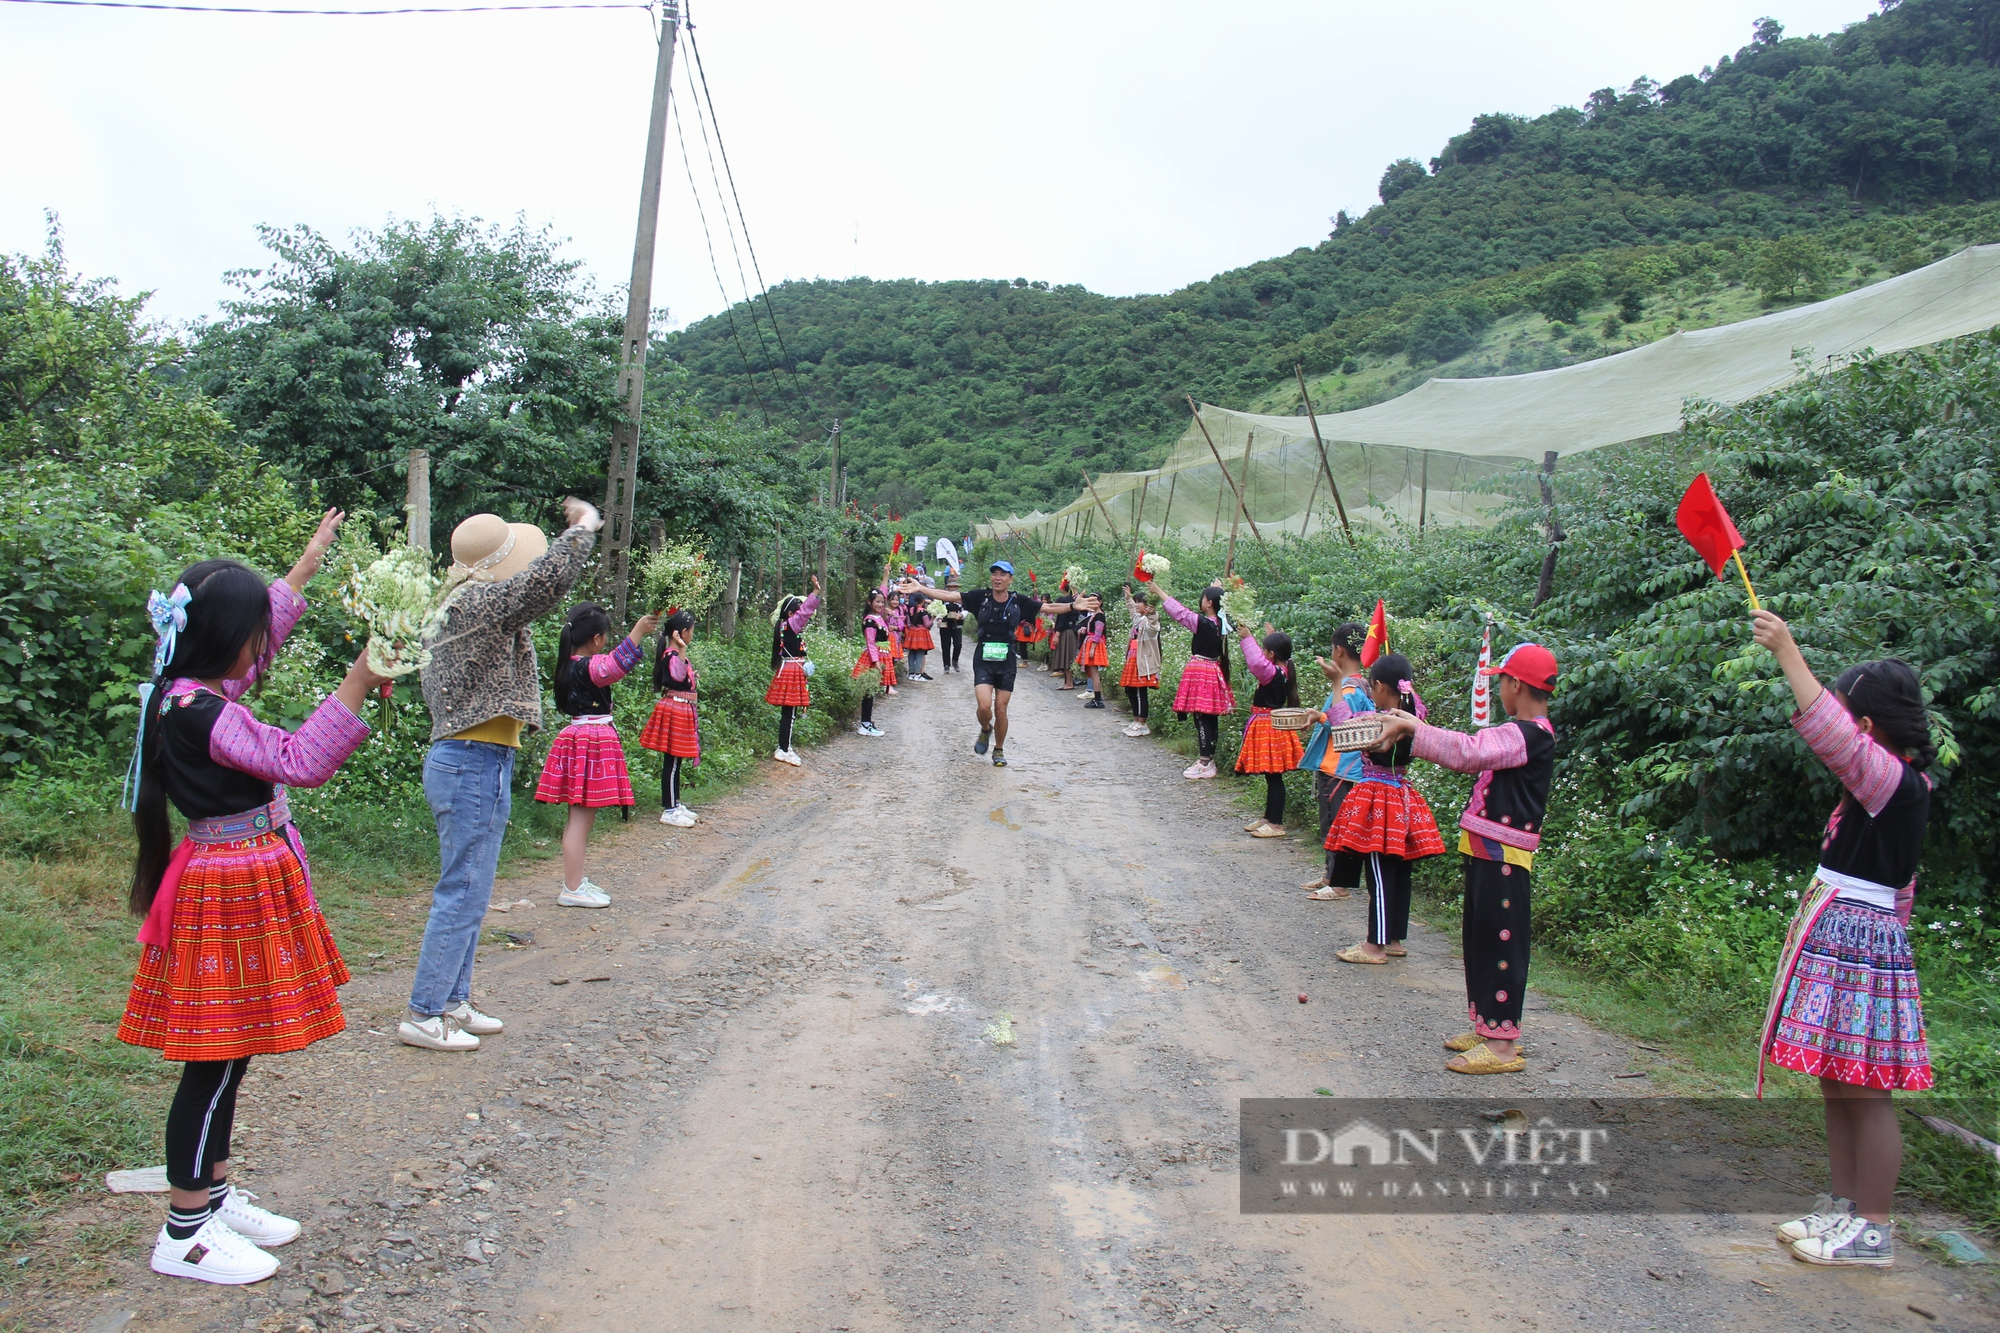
[1360,599,1388,668]
[1133,550,1152,582]
[1675,473,1745,580]
[1027,570,1037,585]
[890,533,904,555]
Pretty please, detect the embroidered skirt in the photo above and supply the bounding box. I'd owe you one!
[850,652,893,694]
[764,659,811,708]
[1119,653,1160,689]
[1235,708,1304,774]
[904,624,935,651]
[1077,639,1110,669]
[533,721,635,807]
[1172,657,1235,715]
[1766,898,1932,1091]
[118,831,349,1062]
[1326,777,1445,859]
[639,697,700,760]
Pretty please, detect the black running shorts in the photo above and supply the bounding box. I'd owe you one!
[971,653,1018,694]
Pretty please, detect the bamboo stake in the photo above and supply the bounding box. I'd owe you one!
[1185,394,1266,546]
[1293,365,1353,545]
[1082,469,1120,538]
[1418,449,1430,535]
[1224,431,1253,577]
[1160,467,1178,537]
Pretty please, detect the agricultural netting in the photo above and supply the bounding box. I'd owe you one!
[981,242,2000,544]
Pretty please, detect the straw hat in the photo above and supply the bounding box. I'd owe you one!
[449,513,547,583]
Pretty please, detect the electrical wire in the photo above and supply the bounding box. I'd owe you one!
[671,85,770,424]
[678,51,781,405]
[4,0,644,12]
[682,15,812,415]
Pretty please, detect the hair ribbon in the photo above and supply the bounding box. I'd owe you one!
[1399,678,1428,722]
[123,584,191,811]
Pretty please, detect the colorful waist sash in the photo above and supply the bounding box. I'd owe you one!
[187,793,291,845]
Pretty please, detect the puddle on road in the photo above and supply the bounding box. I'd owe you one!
[1137,965,1186,992]
[988,806,1023,831]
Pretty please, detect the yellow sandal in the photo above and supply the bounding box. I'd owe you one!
[1336,944,1389,965]
[1443,1030,1482,1052]
[1446,1042,1526,1075]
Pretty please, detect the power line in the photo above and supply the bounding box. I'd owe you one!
[4,0,645,12]
[682,15,812,416]
[671,86,770,424]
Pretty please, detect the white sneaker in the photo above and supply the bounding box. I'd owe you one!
[1186,759,1218,780]
[773,748,802,767]
[1182,760,1206,779]
[210,1185,301,1247]
[1791,1213,1893,1266]
[1132,723,1151,736]
[398,1010,480,1051]
[558,879,612,908]
[858,723,885,737]
[445,1001,503,1037]
[1777,1194,1851,1242]
[660,805,697,828]
[149,1214,279,1285]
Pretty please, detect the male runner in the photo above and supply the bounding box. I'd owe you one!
[901,561,1069,768]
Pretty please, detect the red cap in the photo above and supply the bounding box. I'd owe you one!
[1481,642,1557,692]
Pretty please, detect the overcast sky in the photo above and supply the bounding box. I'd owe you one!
[3,0,1876,332]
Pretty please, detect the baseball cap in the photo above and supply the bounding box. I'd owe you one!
[1481,642,1558,692]
[990,560,1015,574]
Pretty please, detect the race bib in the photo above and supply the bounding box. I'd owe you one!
[980,640,1011,662]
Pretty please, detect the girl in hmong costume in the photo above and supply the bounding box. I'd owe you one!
[763,576,821,767]
[851,590,892,736]
[1235,625,1305,836]
[884,594,906,693]
[1076,595,1111,706]
[1160,586,1234,779]
[904,593,936,681]
[639,610,701,827]
[1118,585,1162,736]
[534,602,661,908]
[1326,653,1445,963]
[121,512,388,1286]
[1751,610,1935,1269]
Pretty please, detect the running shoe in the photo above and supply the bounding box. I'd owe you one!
[398,1010,479,1051]
[858,722,886,737]
[660,805,697,827]
[992,749,1008,768]
[558,879,612,908]
[974,730,991,755]
[772,748,803,767]
[445,1001,504,1036]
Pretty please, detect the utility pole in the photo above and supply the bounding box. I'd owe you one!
[601,0,682,625]
[405,448,430,552]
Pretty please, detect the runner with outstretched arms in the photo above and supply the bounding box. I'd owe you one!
[901,561,1069,769]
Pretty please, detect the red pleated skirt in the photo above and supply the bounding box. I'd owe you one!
[1173,657,1235,715]
[118,831,349,1062]
[639,697,700,759]
[764,659,811,708]
[1119,654,1160,689]
[905,625,935,651]
[1077,640,1110,669]
[1235,709,1305,774]
[851,651,895,692]
[534,721,635,807]
[1325,777,1445,858]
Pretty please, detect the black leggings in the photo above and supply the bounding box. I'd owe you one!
[861,694,874,724]
[777,705,796,753]
[1125,685,1150,719]
[940,624,963,668]
[1264,773,1287,825]
[1366,852,1414,945]
[661,755,684,808]
[167,1057,250,1191]
[1194,713,1219,759]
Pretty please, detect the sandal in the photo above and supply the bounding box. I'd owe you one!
[1336,944,1389,965]
[1304,886,1350,901]
[1250,824,1288,839]
[1447,1042,1527,1075]
[1245,818,1271,833]
[1385,943,1407,957]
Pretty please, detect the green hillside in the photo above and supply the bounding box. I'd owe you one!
[666,0,2000,527]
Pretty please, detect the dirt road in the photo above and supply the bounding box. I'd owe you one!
[58,671,1999,1333]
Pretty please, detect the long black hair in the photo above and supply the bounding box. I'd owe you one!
[1367,651,1422,767]
[653,609,695,688]
[1198,585,1231,684]
[554,603,612,696]
[770,595,803,671]
[1835,658,1936,770]
[130,560,274,916]
[1263,631,1300,708]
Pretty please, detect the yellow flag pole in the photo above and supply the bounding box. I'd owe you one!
[1731,549,1760,611]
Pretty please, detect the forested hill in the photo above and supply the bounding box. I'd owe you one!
[667,0,2000,526]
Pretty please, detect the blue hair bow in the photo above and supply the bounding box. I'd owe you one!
[123,583,191,811]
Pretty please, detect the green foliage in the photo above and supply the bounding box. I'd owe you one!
[1751,234,1836,300]
[671,0,2000,513]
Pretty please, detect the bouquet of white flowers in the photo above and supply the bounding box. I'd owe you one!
[1220,574,1258,630]
[1061,563,1088,594]
[637,542,715,616]
[340,547,446,678]
[926,599,947,618]
[1138,551,1172,583]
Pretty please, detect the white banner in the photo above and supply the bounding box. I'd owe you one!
[934,537,961,575]
[1470,619,1494,727]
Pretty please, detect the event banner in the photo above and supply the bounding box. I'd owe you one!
[1241,1098,1831,1215]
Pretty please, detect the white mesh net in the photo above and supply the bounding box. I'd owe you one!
[981,243,2000,543]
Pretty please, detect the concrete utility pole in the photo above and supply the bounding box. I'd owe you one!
[601,0,682,624]
[405,448,430,552]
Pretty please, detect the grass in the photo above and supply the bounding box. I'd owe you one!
[0,625,867,1272]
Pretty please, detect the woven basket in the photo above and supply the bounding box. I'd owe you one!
[1267,707,1314,732]
[1323,715,1388,753]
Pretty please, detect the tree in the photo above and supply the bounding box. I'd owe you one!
[1531,267,1600,325]
[1377,158,1428,204]
[1405,302,1476,364]
[1751,235,1836,301]
[192,214,625,549]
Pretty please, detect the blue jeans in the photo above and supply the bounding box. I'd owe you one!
[409,740,515,1016]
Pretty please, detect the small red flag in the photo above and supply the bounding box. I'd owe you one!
[1361,599,1388,668]
[1675,473,1745,580]
[890,533,904,555]
[1133,550,1153,582]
